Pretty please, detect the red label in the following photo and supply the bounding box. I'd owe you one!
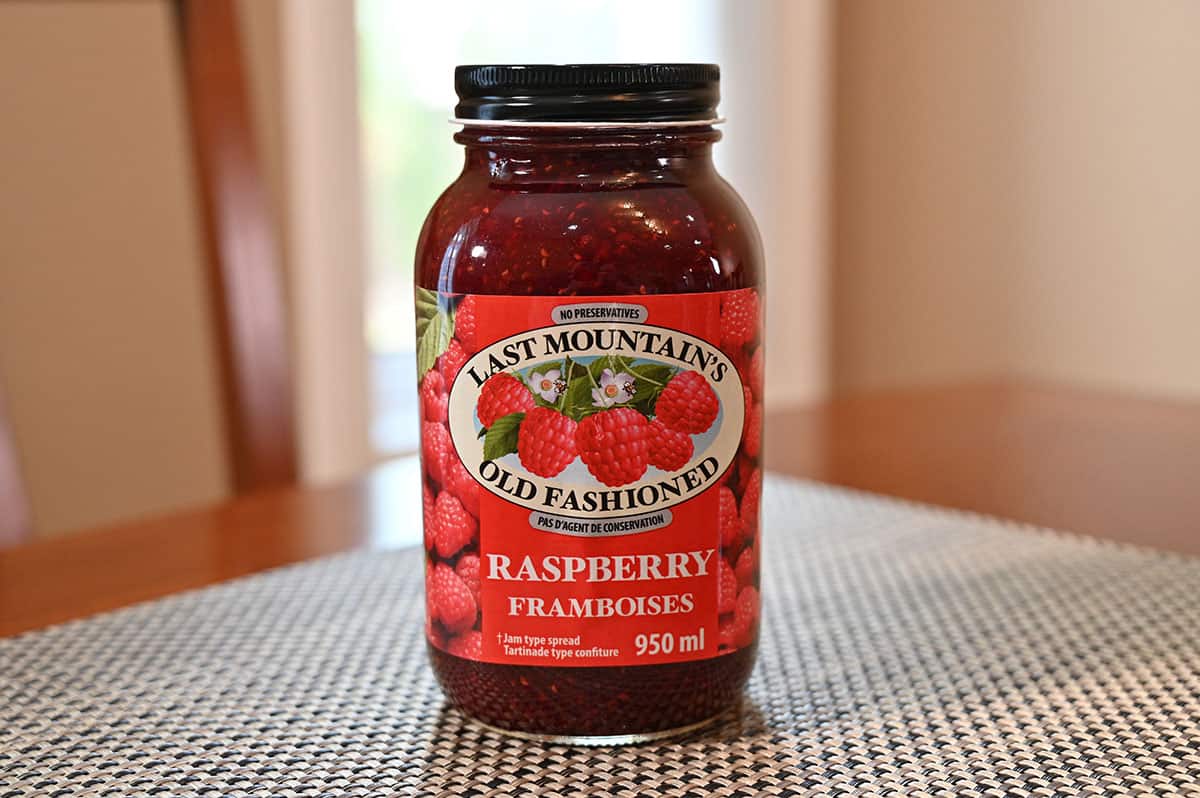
[418,290,763,666]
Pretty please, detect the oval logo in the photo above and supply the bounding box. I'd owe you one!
[447,322,745,520]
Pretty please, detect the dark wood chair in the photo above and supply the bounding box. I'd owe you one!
[0,0,295,546]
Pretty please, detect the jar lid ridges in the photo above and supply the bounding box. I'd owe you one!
[454,63,720,123]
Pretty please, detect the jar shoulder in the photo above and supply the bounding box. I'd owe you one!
[415,172,763,295]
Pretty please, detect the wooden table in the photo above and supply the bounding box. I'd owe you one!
[3,381,1198,638]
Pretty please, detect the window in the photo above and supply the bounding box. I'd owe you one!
[356,0,721,455]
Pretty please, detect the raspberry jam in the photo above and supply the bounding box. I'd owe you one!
[415,65,763,742]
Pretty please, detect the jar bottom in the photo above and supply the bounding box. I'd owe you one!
[470,713,724,747]
[430,643,757,741]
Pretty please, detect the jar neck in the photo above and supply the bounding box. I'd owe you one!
[454,124,720,184]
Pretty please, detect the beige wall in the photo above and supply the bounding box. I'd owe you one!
[833,0,1200,399]
[0,2,230,536]
[1012,1,1200,397]
[833,1,1020,392]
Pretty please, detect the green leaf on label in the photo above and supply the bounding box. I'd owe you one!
[555,356,678,421]
[562,374,598,422]
[559,357,607,421]
[628,388,662,417]
[482,412,525,461]
[626,362,676,416]
[416,311,454,380]
[628,362,675,387]
[414,287,440,341]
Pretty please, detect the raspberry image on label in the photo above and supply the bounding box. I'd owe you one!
[421,421,452,486]
[455,553,481,605]
[517,407,578,478]
[454,295,480,355]
[718,485,744,549]
[419,369,448,423]
[575,407,651,487]
[438,338,469,387]
[647,418,694,472]
[430,491,476,559]
[476,373,536,427]
[719,288,760,352]
[428,562,477,635]
[655,370,720,434]
[443,458,480,518]
[414,290,488,662]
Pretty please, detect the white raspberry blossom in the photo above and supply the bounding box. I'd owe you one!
[528,369,564,402]
[592,369,636,408]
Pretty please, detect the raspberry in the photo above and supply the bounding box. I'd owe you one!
[476,373,535,427]
[431,491,476,559]
[426,616,446,649]
[654,371,719,434]
[447,630,483,659]
[735,545,757,588]
[518,407,578,477]
[455,296,480,354]
[728,347,748,386]
[422,421,452,485]
[420,369,448,423]
[428,563,476,634]
[719,456,743,487]
[718,615,738,650]
[736,453,756,485]
[742,392,762,459]
[719,486,743,549]
[721,289,760,350]
[425,560,435,611]
[444,457,480,518]
[748,346,764,400]
[439,338,469,387]
[455,554,481,605]
[576,408,650,487]
[422,483,436,551]
[740,468,762,543]
[718,557,738,615]
[647,418,693,471]
[733,585,760,647]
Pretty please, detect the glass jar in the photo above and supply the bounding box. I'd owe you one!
[414,64,764,743]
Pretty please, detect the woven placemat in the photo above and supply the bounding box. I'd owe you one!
[2,477,1199,797]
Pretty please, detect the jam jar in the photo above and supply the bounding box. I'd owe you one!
[415,64,764,743]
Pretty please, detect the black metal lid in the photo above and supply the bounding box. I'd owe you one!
[453,64,720,123]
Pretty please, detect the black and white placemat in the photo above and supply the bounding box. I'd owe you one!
[2,476,1198,796]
